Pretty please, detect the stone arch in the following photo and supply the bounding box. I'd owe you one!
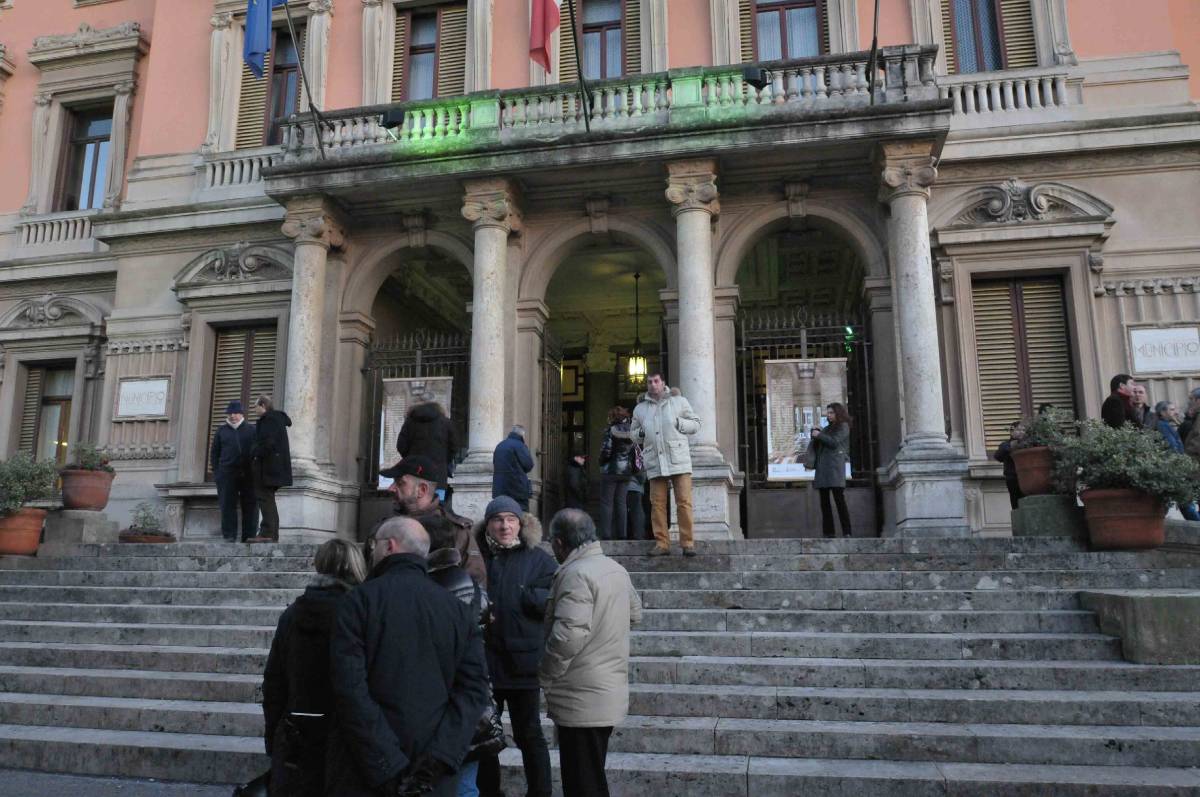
[518,215,677,302]
[714,200,888,288]
[341,230,475,315]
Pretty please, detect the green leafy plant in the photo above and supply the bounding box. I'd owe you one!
[1056,419,1200,507]
[64,442,114,473]
[0,453,59,516]
[1012,407,1074,451]
[129,502,165,533]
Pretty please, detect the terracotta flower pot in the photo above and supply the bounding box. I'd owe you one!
[0,508,48,556]
[60,469,115,511]
[1080,488,1165,550]
[1011,446,1056,496]
[119,531,175,544]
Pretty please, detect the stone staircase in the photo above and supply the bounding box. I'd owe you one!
[0,537,1199,795]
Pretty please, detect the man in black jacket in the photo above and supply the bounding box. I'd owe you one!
[251,394,292,541]
[210,400,257,542]
[1101,373,1138,429]
[329,517,490,797]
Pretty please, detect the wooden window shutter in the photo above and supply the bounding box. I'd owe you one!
[559,0,579,84]
[624,0,641,75]
[249,327,279,402]
[739,0,755,63]
[1020,279,1075,412]
[17,367,45,456]
[940,0,958,74]
[972,281,1023,452]
[999,0,1037,68]
[437,5,469,97]
[206,327,277,477]
[392,12,411,102]
[235,46,272,149]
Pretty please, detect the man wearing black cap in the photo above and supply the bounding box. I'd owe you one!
[210,400,258,542]
[380,454,487,587]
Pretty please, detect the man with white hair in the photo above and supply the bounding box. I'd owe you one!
[328,516,490,796]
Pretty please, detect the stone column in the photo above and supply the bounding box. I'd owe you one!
[454,178,522,521]
[664,159,742,538]
[877,141,968,536]
[361,0,396,105]
[303,0,334,112]
[281,197,344,473]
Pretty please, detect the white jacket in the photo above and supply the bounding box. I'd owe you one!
[630,386,701,478]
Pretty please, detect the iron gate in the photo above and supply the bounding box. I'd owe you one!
[539,330,564,523]
[361,331,471,487]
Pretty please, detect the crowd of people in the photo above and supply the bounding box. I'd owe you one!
[993,373,1200,519]
[211,395,293,542]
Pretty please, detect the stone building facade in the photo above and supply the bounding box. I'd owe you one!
[1,0,1198,540]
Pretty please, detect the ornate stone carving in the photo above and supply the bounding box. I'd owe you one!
[107,338,188,354]
[784,180,809,219]
[31,22,142,53]
[83,342,104,379]
[665,160,720,216]
[104,443,177,461]
[176,243,294,288]
[879,157,938,202]
[461,179,523,232]
[1,294,104,329]
[585,196,610,235]
[210,11,235,29]
[950,178,1115,226]
[1096,277,1200,298]
[282,202,346,249]
[309,0,334,13]
[1088,253,1104,274]
[402,212,429,248]
[937,259,955,304]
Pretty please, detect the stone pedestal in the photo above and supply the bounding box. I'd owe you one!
[1081,590,1200,664]
[691,463,744,539]
[448,464,494,526]
[1011,494,1086,540]
[43,510,119,544]
[883,454,970,537]
[275,474,360,542]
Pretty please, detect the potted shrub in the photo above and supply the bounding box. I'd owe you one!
[119,502,175,544]
[0,453,59,555]
[1010,407,1071,496]
[1056,419,1200,550]
[60,442,116,511]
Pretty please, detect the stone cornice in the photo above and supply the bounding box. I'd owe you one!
[106,338,188,354]
[29,22,147,66]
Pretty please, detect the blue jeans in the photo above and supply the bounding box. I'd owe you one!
[456,760,479,797]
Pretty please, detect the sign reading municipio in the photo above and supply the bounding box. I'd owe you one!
[1129,326,1200,374]
[115,377,170,419]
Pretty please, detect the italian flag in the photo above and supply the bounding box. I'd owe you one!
[530,0,562,73]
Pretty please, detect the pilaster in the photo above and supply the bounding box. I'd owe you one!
[361,0,395,104]
[303,0,334,111]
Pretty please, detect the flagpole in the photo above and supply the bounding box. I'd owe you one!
[564,0,592,132]
[867,0,880,106]
[282,1,327,159]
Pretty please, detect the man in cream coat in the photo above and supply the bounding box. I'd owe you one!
[631,371,702,556]
[539,509,642,797]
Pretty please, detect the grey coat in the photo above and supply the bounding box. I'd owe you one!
[811,423,849,489]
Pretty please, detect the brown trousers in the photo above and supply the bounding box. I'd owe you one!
[649,473,694,550]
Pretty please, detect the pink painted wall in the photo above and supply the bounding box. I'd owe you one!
[1069,0,1200,98]
[669,0,712,68]
[857,0,913,49]
[324,2,363,111]
[135,4,207,157]
[1169,0,1200,99]
[0,0,157,214]
[493,0,530,89]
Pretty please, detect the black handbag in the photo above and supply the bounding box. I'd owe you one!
[232,770,269,797]
[465,697,508,762]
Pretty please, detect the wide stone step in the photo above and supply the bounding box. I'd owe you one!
[0,620,275,648]
[0,666,261,703]
[0,585,304,606]
[0,571,314,589]
[630,630,1122,660]
[0,603,289,627]
[0,694,262,737]
[630,656,1200,691]
[628,569,1200,591]
[0,642,269,674]
[640,588,1083,611]
[639,609,1098,634]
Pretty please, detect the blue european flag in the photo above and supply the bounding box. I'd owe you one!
[243,0,288,79]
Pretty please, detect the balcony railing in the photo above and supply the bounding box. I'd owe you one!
[201,146,280,190]
[940,65,1077,116]
[278,46,940,164]
[16,210,95,246]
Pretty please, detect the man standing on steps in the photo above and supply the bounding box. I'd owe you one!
[492,425,535,511]
[539,509,642,797]
[210,400,257,542]
[631,371,701,557]
[381,455,487,587]
[329,517,490,796]
[250,394,291,542]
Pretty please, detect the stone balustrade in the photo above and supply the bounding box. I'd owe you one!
[203,147,278,189]
[940,65,1074,115]
[16,210,94,246]
[277,45,940,164]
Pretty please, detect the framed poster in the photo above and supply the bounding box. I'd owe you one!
[379,376,453,489]
[114,376,171,420]
[764,358,850,482]
[1128,325,1200,375]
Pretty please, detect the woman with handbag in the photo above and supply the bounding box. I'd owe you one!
[261,539,367,796]
[811,402,852,539]
[598,406,636,540]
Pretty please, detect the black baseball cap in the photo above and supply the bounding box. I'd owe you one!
[379,455,444,484]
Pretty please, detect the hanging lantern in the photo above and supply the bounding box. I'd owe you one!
[628,271,647,387]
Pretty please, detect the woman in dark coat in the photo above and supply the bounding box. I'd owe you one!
[262,539,366,797]
[397,402,459,499]
[252,395,292,541]
[598,406,636,540]
[811,402,852,538]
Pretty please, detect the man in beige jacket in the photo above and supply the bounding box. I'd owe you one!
[539,509,643,797]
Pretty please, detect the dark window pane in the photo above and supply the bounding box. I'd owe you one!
[583,30,601,80]
[90,141,110,209]
[606,29,622,78]
[974,0,1003,71]
[409,51,435,99]
[77,145,96,211]
[785,6,819,58]
[583,0,621,24]
[757,10,783,61]
[411,15,437,46]
[275,34,300,66]
[953,0,980,72]
[81,115,112,138]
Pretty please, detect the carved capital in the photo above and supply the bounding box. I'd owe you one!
[210,11,234,30]
[282,198,346,249]
[114,80,135,97]
[879,157,937,203]
[665,159,720,216]
[461,178,523,233]
[362,0,386,5]
[33,92,53,108]
[308,0,334,15]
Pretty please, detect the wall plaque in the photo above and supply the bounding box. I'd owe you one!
[115,376,170,419]
[764,358,850,482]
[1129,326,1200,374]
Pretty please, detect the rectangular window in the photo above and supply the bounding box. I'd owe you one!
[392,4,467,103]
[58,106,112,212]
[582,0,623,80]
[18,364,75,465]
[236,24,305,149]
[750,0,826,61]
[207,326,277,478]
[972,277,1077,451]
[942,0,1037,74]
